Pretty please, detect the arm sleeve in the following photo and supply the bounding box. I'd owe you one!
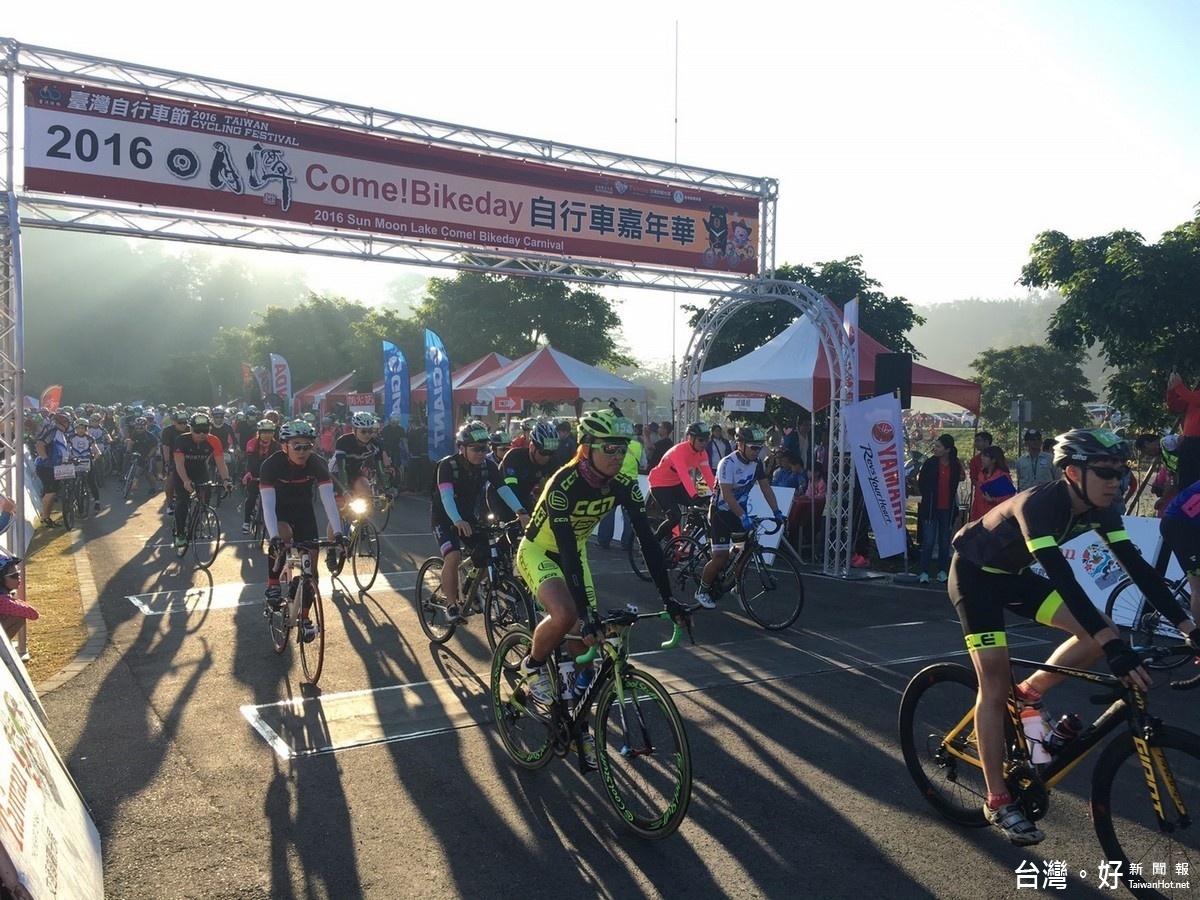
[438,484,463,522]
[317,481,342,533]
[621,480,674,604]
[495,484,524,515]
[261,486,279,539]
[1026,540,1111,638]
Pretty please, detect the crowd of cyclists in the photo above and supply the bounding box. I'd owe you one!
[21,377,1200,851]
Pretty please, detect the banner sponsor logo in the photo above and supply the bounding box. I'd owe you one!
[424,330,453,460]
[25,76,760,275]
[846,395,907,558]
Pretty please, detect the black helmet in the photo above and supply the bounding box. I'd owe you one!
[190,412,211,429]
[685,421,711,439]
[489,430,511,447]
[457,421,490,445]
[530,422,559,451]
[735,426,766,444]
[1052,428,1132,469]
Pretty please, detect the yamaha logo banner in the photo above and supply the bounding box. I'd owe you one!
[424,330,453,460]
[844,393,907,558]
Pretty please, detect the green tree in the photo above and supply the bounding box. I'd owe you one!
[968,344,1096,451]
[1020,212,1200,427]
[683,255,925,427]
[412,272,633,368]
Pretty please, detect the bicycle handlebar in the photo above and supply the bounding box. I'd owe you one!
[571,604,698,664]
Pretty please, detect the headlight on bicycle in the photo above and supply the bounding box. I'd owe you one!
[348,497,369,516]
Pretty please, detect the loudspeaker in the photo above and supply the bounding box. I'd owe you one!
[875,353,913,409]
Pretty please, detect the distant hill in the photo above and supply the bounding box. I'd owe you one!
[907,292,1108,404]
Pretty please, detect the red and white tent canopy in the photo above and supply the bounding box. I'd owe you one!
[457,346,647,405]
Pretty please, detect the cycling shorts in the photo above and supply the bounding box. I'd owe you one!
[432,520,487,565]
[276,506,319,544]
[947,556,1064,653]
[515,539,596,613]
[708,507,743,551]
[1161,516,1200,575]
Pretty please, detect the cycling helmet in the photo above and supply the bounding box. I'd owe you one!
[301,412,316,423]
[256,419,276,431]
[1052,428,1132,469]
[735,426,766,444]
[134,416,148,427]
[0,554,21,576]
[132,406,144,416]
[457,421,490,445]
[278,419,316,442]
[247,405,260,415]
[73,418,88,429]
[351,411,378,429]
[190,412,211,429]
[212,406,226,417]
[578,408,635,442]
[53,411,71,429]
[89,413,101,422]
[173,410,189,424]
[685,421,711,439]
[489,430,511,447]
[530,421,559,451]
[520,417,535,431]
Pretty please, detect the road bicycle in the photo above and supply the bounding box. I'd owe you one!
[658,515,805,630]
[175,482,223,569]
[121,452,156,500]
[899,648,1200,899]
[1106,574,1195,670]
[629,502,710,582]
[364,468,396,532]
[264,538,340,685]
[55,456,93,530]
[416,516,533,653]
[245,494,266,553]
[491,606,693,840]
[326,496,381,592]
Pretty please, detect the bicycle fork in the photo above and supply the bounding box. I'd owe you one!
[1128,693,1191,830]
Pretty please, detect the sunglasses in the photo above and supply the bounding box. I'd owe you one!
[192,427,210,434]
[465,443,489,452]
[744,444,763,452]
[289,443,315,452]
[4,571,19,579]
[1086,466,1125,481]
[596,442,629,456]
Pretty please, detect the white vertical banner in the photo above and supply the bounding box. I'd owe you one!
[268,353,292,404]
[844,393,907,558]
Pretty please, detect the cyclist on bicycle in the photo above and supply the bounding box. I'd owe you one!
[1159,474,1200,625]
[487,430,512,466]
[67,419,103,512]
[695,426,786,610]
[516,408,690,768]
[261,420,344,642]
[241,420,280,535]
[950,427,1200,846]
[171,413,232,549]
[123,417,160,496]
[332,411,392,506]
[433,422,529,623]
[496,421,560,515]
[648,421,716,542]
[160,410,191,515]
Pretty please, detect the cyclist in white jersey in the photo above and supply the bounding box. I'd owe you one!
[695,426,785,609]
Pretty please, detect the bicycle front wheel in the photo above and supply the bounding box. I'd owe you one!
[594,668,692,840]
[483,575,535,656]
[628,539,653,582]
[351,521,381,592]
[190,506,221,569]
[1106,577,1191,671]
[490,628,553,770]
[376,495,393,532]
[897,663,988,827]
[60,483,76,530]
[297,575,325,685]
[1092,725,1200,899]
[416,557,456,643]
[122,466,135,499]
[736,545,805,630]
[267,588,290,654]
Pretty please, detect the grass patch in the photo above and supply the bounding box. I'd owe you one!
[21,525,88,685]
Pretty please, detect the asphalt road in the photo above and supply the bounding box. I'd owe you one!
[38,483,1198,899]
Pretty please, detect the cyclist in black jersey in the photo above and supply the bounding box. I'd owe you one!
[516,409,690,762]
[949,427,1200,846]
[433,422,529,622]
[495,421,560,516]
[261,420,344,641]
[332,411,392,509]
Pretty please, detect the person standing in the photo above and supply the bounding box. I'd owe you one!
[706,424,733,472]
[1015,429,1058,491]
[917,434,965,584]
[649,421,674,468]
[968,431,994,495]
[969,446,1015,521]
[1166,371,1200,491]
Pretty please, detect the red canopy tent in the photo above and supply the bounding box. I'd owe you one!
[373,352,512,403]
[292,372,356,417]
[456,346,648,405]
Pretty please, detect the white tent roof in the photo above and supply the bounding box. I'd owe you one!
[697,317,823,409]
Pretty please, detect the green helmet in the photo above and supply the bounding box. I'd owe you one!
[578,408,635,442]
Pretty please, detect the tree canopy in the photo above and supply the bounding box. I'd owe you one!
[1020,211,1200,427]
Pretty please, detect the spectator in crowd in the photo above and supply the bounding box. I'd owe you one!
[806,460,827,499]
[0,554,38,643]
[770,449,809,493]
[917,434,965,585]
[706,424,733,471]
[1166,371,1200,491]
[1135,432,1180,515]
[510,418,534,450]
[0,494,15,536]
[551,419,577,468]
[968,431,994,492]
[1015,429,1058,491]
[969,445,1016,521]
[649,421,674,468]
[792,417,814,468]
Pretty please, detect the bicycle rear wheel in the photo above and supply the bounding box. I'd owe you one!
[736,545,805,630]
[1092,726,1200,899]
[416,557,456,643]
[490,628,553,770]
[351,521,381,591]
[297,575,325,685]
[662,536,708,597]
[1105,577,1191,671]
[483,575,535,656]
[593,668,692,840]
[190,506,221,569]
[898,663,988,827]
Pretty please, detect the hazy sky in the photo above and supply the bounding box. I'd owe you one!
[6,1,1197,365]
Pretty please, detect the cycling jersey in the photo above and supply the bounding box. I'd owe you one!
[713,451,766,513]
[432,454,509,526]
[210,422,235,451]
[244,437,280,480]
[952,480,1186,639]
[1163,478,1200,522]
[259,450,339,543]
[160,424,188,456]
[648,441,715,494]
[498,446,557,511]
[333,433,383,482]
[126,430,158,458]
[522,463,669,618]
[173,434,225,481]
